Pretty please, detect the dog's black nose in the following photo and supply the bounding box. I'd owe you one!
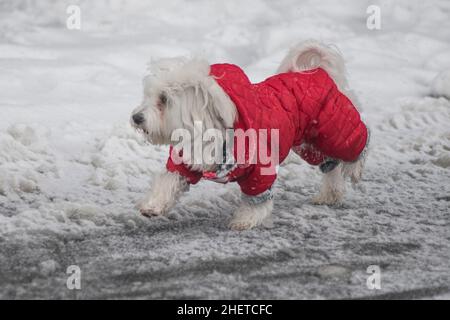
[132,113,145,125]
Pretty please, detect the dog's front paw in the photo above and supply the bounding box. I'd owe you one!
[229,219,254,231]
[229,207,259,231]
[138,201,167,218]
[229,201,273,231]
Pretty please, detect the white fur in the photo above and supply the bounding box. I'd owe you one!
[229,199,273,231]
[311,154,368,205]
[342,151,368,185]
[312,163,345,205]
[139,171,188,216]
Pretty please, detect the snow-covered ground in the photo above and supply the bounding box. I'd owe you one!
[0,0,449,299]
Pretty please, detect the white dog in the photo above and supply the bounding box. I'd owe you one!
[131,40,369,230]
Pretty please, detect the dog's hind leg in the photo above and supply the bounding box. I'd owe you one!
[312,162,345,205]
[342,152,367,185]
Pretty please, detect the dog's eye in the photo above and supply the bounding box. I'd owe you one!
[159,93,167,105]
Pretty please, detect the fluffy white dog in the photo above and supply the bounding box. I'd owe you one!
[131,40,369,230]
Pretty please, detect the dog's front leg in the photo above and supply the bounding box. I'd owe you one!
[139,171,189,217]
[229,190,274,231]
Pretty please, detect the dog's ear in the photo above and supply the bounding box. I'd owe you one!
[166,58,236,128]
[172,79,237,131]
[200,79,237,129]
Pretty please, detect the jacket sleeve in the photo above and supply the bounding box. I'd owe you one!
[237,164,277,196]
[293,143,326,165]
[166,146,202,184]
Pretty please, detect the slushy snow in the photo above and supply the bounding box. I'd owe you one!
[0,0,449,299]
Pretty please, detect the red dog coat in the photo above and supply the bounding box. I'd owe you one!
[167,64,368,196]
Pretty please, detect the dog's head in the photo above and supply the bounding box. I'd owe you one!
[131,57,236,146]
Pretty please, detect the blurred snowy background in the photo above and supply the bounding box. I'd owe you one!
[0,0,449,299]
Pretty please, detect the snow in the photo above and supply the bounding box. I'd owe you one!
[432,69,450,99]
[0,0,449,299]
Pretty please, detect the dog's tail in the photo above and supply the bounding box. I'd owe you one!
[277,40,350,95]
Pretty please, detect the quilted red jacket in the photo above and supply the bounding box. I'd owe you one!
[167,63,368,196]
